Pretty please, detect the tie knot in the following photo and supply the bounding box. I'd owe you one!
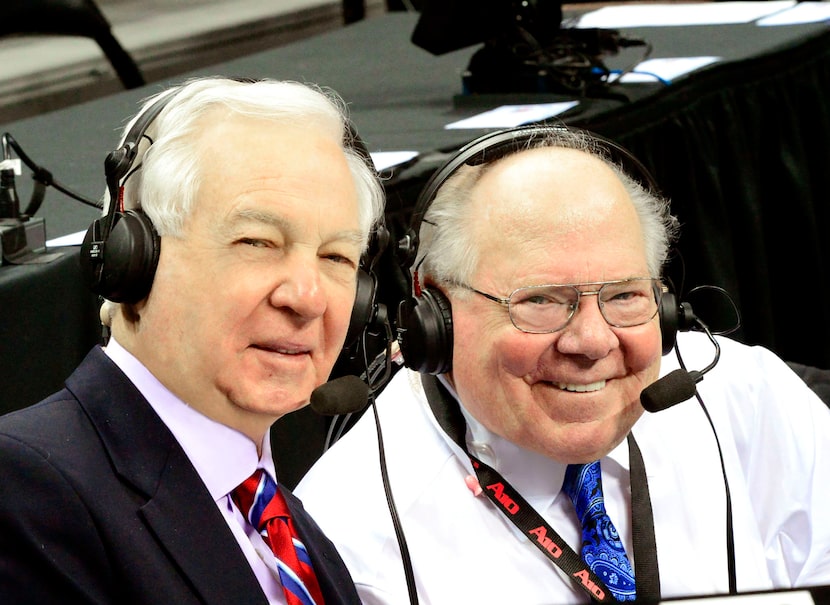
[232,469,326,604]
[562,461,606,523]
[232,469,288,531]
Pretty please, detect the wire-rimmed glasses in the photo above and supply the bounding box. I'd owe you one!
[453,278,663,334]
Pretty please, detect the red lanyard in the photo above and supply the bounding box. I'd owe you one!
[421,374,661,602]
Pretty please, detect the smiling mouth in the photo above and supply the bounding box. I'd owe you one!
[553,380,606,393]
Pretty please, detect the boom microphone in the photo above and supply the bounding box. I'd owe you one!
[641,314,721,413]
[640,368,702,412]
[310,375,370,416]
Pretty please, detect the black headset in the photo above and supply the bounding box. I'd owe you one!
[79,79,384,349]
[395,124,687,375]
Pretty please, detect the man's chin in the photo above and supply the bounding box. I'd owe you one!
[537,419,632,463]
[224,378,316,416]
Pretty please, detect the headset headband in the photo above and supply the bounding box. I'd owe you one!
[400,124,659,269]
[100,87,181,241]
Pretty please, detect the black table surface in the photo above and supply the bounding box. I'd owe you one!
[3,12,826,238]
[2,11,830,460]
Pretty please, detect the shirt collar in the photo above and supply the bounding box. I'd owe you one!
[104,338,277,501]
[436,374,630,512]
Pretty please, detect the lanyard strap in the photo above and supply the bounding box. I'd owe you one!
[629,434,661,600]
[421,374,661,602]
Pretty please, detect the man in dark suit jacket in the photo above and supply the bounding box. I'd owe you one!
[0,76,385,604]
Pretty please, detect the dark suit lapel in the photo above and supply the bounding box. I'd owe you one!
[281,486,361,605]
[140,454,268,605]
[67,348,267,605]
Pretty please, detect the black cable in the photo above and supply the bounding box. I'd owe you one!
[357,316,419,605]
[694,390,737,594]
[674,327,737,594]
[607,41,656,87]
[48,178,102,209]
[2,132,101,211]
[371,398,419,605]
[686,284,742,337]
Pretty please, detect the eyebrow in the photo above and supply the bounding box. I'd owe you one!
[229,208,365,246]
[228,208,292,236]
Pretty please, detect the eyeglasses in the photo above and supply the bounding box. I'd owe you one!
[453,278,663,334]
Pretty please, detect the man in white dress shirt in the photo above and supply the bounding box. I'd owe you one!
[296,125,830,604]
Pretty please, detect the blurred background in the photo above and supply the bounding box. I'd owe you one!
[0,0,395,123]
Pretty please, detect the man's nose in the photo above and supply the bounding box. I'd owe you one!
[555,294,619,359]
[269,253,327,319]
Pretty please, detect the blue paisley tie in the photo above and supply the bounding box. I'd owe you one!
[563,461,636,602]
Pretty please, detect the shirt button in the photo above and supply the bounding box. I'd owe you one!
[468,441,496,466]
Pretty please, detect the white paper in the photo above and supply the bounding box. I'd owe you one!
[444,102,579,130]
[575,1,795,28]
[370,150,419,172]
[615,56,721,84]
[669,590,814,605]
[757,1,830,25]
[46,230,86,247]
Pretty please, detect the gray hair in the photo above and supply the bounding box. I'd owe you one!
[418,128,679,287]
[107,76,385,244]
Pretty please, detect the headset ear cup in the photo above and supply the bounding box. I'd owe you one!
[397,286,453,375]
[344,268,376,348]
[81,210,160,304]
[659,290,679,356]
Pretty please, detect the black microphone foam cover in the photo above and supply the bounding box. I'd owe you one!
[310,375,370,416]
[640,369,698,413]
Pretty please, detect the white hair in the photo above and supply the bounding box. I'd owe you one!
[99,76,385,324]
[418,128,679,288]
[106,76,384,239]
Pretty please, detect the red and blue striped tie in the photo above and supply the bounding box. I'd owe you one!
[232,469,325,605]
[563,461,637,602]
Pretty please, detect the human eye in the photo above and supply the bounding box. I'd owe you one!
[322,231,362,265]
[230,229,285,259]
[514,287,571,307]
[237,237,270,248]
[602,282,651,305]
[320,241,361,273]
[322,252,357,267]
